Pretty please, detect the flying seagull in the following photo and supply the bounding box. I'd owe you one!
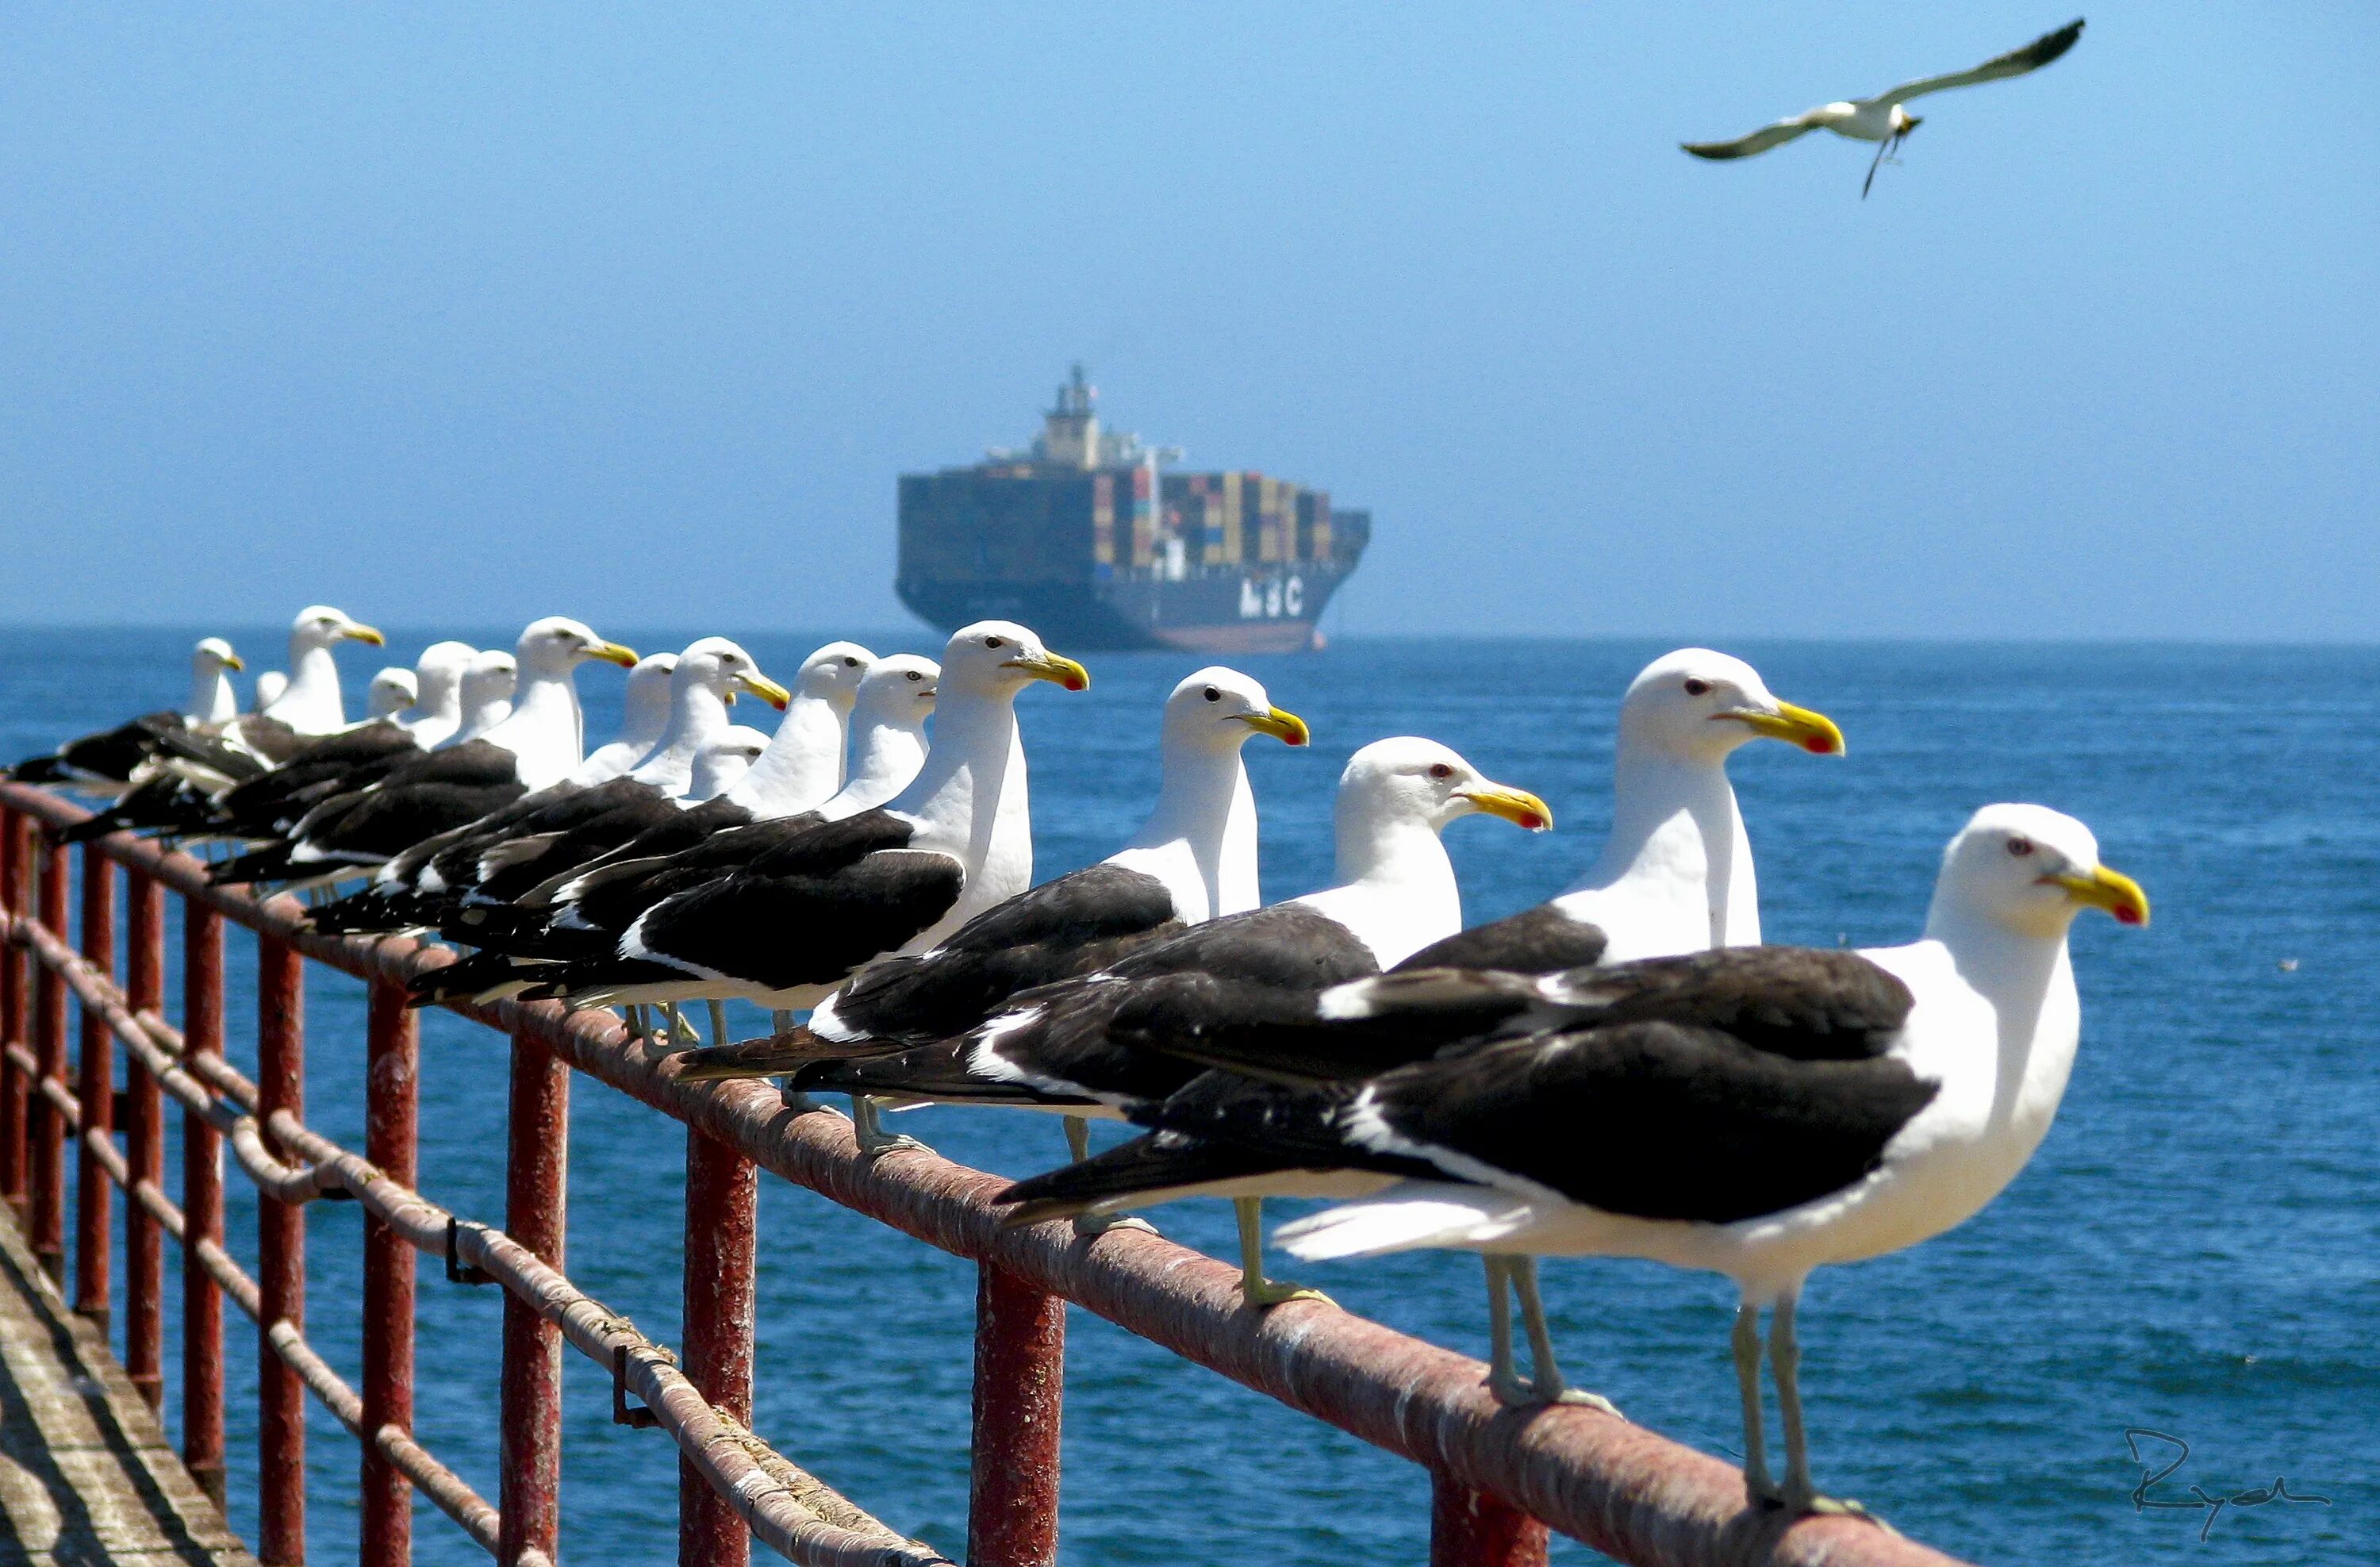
[1683,18,2084,197]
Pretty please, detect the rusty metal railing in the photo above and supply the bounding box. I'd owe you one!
[0,778,1972,1567]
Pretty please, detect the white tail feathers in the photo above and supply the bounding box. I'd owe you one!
[1273,1183,1538,1261]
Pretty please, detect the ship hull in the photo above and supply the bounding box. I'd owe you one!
[897,563,1352,653]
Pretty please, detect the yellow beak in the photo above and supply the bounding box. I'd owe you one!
[1457,782,1554,832]
[586,640,641,669]
[342,623,386,647]
[1236,707,1311,747]
[1004,651,1091,692]
[225,653,246,671]
[1721,699,1844,756]
[737,671,793,712]
[2051,864,2151,928]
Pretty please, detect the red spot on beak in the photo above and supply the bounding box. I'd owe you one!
[1063,674,1087,692]
[1802,736,1838,755]
[2114,906,2144,926]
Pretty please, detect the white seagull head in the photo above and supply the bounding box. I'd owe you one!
[366,667,418,720]
[1161,666,1310,755]
[1618,648,1845,766]
[792,642,876,712]
[289,605,383,655]
[941,620,1090,699]
[1930,803,2150,941]
[193,636,244,674]
[853,655,939,724]
[1336,736,1552,836]
[675,637,790,711]
[513,616,639,677]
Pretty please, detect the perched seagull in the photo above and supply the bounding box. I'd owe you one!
[394,642,482,751]
[808,735,1552,1273]
[1237,805,2144,1518]
[257,605,388,733]
[575,653,681,785]
[251,670,290,713]
[995,649,1843,1389]
[366,667,420,723]
[1683,18,2084,197]
[446,651,519,747]
[9,636,245,794]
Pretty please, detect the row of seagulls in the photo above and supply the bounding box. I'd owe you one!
[17,610,2144,1526]
[1683,17,2084,197]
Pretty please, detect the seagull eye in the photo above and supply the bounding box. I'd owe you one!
[1203,686,1221,701]
[2006,836,2035,858]
[843,657,860,667]
[1683,678,1711,697]
[906,671,923,682]
[985,636,1005,649]
[1428,762,1454,781]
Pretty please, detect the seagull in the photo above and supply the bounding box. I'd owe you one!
[8,636,245,795]
[1237,805,2144,1518]
[1683,18,2084,197]
[365,666,420,723]
[806,735,1552,1273]
[995,649,1844,1379]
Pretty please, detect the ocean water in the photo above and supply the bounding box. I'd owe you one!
[0,628,2371,1566]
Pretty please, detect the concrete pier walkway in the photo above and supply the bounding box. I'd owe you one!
[0,1207,254,1567]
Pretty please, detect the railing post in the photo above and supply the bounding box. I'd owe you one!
[0,805,27,1223]
[182,898,228,1511]
[124,867,166,1407]
[967,1262,1065,1567]
[499,1024,568,1566]
[257,932,307,1565]
[29,832,70,1282]
[75,847,117,1331]
[1430,1475,1550,1567]
[360,975,419,1567]
[681,1126,757,1567]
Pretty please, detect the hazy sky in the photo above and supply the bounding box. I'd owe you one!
[3,5,2373,639]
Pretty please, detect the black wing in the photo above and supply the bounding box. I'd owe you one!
[830,863,1186,1043]
[628,827,963,991]
[1138,1004,1933,1227]
[1392,903,1608,974]
[819,904,1382,1108]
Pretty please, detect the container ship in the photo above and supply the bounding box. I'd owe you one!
[896,367,1368,653]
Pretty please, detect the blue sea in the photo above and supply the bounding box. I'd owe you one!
[2,628,2371,1566]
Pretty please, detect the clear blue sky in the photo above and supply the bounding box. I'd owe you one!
[2,5,2372,639]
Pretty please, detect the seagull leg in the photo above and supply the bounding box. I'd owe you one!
[1233,1197,1330,1308]
[1511,1257,1622,1416]
[850,1095,925,1158]
[1862,133,1891,198]
[1772,1292,1891,1526]
[1062,1115,1154,1238]
[625,1004,649,1044]
[707,999,731,1050]
[1735,1302,1781,1507]
[1484,1257,1530,1405]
